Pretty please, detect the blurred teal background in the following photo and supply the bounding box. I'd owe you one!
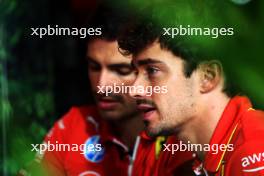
[0,0,263,175]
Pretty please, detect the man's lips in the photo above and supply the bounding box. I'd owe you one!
[136,104,157,120]
[97,97,120,110]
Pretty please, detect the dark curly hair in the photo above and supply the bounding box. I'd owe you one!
[118,16,199,78]
[87,4,134,42]
[117,4,237,97]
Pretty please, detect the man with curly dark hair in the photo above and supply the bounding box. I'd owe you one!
[18,4,194,176]
[118,3,264,176]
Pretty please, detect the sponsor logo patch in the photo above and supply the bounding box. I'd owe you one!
[241,152,264,172]
[83,135,105,163]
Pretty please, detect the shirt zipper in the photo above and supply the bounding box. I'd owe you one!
[128,136,141,176]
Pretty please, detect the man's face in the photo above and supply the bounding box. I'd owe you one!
[131,41,199,137]
[87,39,138,120]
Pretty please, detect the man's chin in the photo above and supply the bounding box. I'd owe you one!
[146,130,159,138]
[146,124,175,138]
[100,110,120,120]
[145,125,163,138]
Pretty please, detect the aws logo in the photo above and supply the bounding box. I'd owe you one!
[241,152,264,172]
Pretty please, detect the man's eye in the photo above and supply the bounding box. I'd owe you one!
[88,63,101,71]
[115,67,133,75]
[146,66,159,75]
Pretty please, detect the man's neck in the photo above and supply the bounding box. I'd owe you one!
[178,93,230,160]
[110,114,144,150]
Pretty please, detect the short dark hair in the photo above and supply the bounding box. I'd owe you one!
[118,5,237,97]
[87,4,133,42]
[118,17,198,78]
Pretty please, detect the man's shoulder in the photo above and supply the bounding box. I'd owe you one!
[58,105,100,126]
[233,108,264,156]
[45,105,101,139]
[225,108,264,175]
[240,108,264,141]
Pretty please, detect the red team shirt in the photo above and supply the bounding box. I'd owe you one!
[26,96,263,176]
[193,96,264,176]
[39,106,194,176]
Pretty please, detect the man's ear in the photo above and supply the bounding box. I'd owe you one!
[198,60,223,93]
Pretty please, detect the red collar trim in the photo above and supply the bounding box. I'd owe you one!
[140,131,155,141]
[83,106,128,151]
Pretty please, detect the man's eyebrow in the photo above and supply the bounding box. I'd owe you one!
[134,58,163,66]
[86,56,98,64]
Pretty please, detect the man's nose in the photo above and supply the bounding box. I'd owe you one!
[97,70,116,93]
[129,75,149,98]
